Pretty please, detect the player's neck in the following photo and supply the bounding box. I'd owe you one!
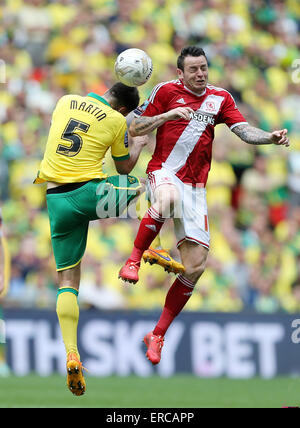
[183,84,207,97]
[101,94,112,106]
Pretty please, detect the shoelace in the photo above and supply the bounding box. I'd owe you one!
[67,355,89,372]
[151,335,164,350]
[128,261,140,270]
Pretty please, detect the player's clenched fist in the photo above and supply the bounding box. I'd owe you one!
[270,129,289,147]
[164,106,194,121]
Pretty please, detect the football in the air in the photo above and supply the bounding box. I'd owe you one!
[114,48,153,87]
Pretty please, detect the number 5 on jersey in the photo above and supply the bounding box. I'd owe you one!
[57,118,90,157]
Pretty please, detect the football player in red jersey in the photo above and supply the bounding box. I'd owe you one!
[119,46,289,365]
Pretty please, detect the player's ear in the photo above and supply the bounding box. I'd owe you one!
[118,106,129,116]
[177,68,184,80]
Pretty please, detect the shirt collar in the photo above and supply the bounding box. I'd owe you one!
[86,92,111,107]
[183,85,207,97]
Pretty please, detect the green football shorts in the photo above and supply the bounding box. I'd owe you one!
[46,176,141,271]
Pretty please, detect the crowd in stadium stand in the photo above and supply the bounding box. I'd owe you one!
[0,0,300,313]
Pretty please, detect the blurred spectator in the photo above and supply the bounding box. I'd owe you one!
[224,250,252,307]
[281,277,300,313]
[241,153,283,197]
[206,139,237,209]
[287,151,300,208]
[15,0,52,67]
[248,252,281,313]
[79,261,127,310]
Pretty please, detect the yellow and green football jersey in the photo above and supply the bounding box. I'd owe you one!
[35,92,129,184]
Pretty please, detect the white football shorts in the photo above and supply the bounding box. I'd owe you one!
[147,168,210,250]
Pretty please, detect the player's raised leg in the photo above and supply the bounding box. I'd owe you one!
[56,264,86,396]
[136,194,185,274]
[119,183,180,283]
[144,241,208,364]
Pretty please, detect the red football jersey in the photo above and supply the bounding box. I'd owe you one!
[136,79,247,187]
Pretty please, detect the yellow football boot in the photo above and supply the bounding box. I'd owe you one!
[66,353,87,396]
[143,247,185,274]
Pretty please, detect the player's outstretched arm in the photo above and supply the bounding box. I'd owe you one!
[129,107,194,137]
[113,135,148,175]
[232,124,289,147]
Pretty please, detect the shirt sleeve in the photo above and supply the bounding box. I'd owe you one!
[141,83,169,117]
[111,119,130,161]
[217,92,248,130]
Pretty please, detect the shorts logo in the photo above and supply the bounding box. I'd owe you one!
[127,176,136,184]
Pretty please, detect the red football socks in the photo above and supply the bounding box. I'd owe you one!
[153,275,195,337]
[128,207,165,264]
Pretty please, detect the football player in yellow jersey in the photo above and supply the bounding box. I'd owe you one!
[0,208,11,377]
[35,83,147,396]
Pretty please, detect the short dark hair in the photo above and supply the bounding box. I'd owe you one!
[109,82,140,112]
[177,46,207,71]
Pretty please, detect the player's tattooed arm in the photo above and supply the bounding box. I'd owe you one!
[232,124,289,147]
[129,107,194,136]
[130,115,167,136]
[125,110,136,128]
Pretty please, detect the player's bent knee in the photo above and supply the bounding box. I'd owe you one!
[184,267,205,283]
[184,260,207,283]
[57,264,81,290]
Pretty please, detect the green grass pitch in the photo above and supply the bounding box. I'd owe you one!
[0,375,299,408]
